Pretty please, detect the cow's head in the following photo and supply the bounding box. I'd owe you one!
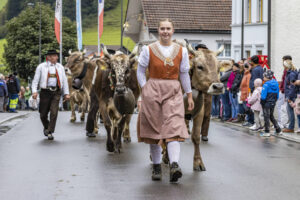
[187,44,224,95]
[101,44,138,95]
[65,49,87,78]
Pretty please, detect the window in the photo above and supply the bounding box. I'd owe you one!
[246,0,252,23]
[257,50,263,55]
[246,50,251,58]
[218,43,231,58]
[257,0,263,22]
[188,40,202,49]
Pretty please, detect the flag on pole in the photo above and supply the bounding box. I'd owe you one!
[55,0,62,43]
[98,0,104,39]
[76,0,82,51]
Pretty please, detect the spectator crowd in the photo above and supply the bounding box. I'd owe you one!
[0,72,39,113]
[213,55,300,137]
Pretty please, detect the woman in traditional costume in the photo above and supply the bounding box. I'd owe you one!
[137,18,194,182]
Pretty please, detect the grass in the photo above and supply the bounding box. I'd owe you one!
[0,39,6,65]
[0,0,7,11]
[82,0,136,51]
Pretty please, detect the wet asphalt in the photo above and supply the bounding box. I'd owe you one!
[1,112,300,200]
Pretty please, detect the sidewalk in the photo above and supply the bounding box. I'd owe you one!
[0,111,31,125]
[212,118,300,143]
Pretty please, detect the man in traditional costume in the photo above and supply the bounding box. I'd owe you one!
[32,50,70,140]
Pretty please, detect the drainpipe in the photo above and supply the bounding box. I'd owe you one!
[241,0,244,59]
[267,0,271,67]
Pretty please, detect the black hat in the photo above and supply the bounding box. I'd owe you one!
[250,55,259,64]
[263,69,274,80]
[45,49,59,56]
[233,63,240,68]
[195,43,208,50]
[282,55,292,61]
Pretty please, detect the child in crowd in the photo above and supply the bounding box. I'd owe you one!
[248,78,263,131]
[260,70,281,137]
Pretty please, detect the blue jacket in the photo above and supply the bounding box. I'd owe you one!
[249,65,264,92]
[0,79,8,97]
[284,69,298,101]
[261,79,279,108]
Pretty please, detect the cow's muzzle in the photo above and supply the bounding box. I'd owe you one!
[207,83,224,95]
[115,85,126,94]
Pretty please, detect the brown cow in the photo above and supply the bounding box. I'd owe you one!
[66,46,140,153]
[184,43,224,171]
[65,53,100,132]
[159,41,224,171]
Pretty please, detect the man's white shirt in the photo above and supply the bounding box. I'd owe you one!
[31,61,69,95]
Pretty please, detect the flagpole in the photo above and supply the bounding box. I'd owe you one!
[97,1,100,55]
[60,0,63,64]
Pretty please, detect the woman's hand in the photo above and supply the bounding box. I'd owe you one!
[187,93,194,111]
[137,100,142,111]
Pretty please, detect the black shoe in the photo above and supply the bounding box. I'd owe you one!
[169,162,182,183]
[152,164,162,181]
[47,133,54,140]
[43,128,49,137]
[201,136,208,141]
[275,127,282,134]
[86,132,96,137]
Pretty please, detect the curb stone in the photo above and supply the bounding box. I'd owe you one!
[0,113,29,125]
[212,119,300,144]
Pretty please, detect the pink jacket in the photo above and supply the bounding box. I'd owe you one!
[248,87,262,111]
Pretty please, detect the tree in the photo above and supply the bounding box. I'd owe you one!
[4,4,77,81]
[6,0,22,21]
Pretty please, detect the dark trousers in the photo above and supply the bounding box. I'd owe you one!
[39,89,61,133]
[86,87,99,133]
[221,90,231,120]
[263,105,280,133]
[211,95,221,117]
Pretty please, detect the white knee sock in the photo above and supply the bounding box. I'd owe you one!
[167,141,180,164]
[150,144,162,164]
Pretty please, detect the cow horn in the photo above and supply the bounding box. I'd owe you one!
[68,49,72,55]
[129,44,138,59]
[82,49,87,55]
[215,45,224,56]
[186,43,196,56]
[101,44,112,59]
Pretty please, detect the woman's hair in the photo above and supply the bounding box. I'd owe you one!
[284,60,296,71]
[158,18,174,28]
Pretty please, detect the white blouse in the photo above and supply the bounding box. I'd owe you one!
[137,43,192,94]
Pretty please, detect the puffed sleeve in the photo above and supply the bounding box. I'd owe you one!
[179,47,192,93]
[137,46,149,88]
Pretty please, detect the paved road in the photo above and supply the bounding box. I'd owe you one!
[1,112,300,200]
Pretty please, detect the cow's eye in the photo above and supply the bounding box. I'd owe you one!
[197,66,204,70]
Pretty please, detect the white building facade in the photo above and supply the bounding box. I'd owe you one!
[271,0,300,79]
[231,0,268,61]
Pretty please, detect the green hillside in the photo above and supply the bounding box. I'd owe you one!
[82,0,135,50]
[0,0,135,65]
[0,0,8,11]
[0,39,6,66]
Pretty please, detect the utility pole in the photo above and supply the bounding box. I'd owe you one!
[120,0,123,48]
[39,0,42,63]
[267,0,271,67]
[241,0,244,59]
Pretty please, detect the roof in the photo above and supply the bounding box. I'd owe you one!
[141,0,231,33]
